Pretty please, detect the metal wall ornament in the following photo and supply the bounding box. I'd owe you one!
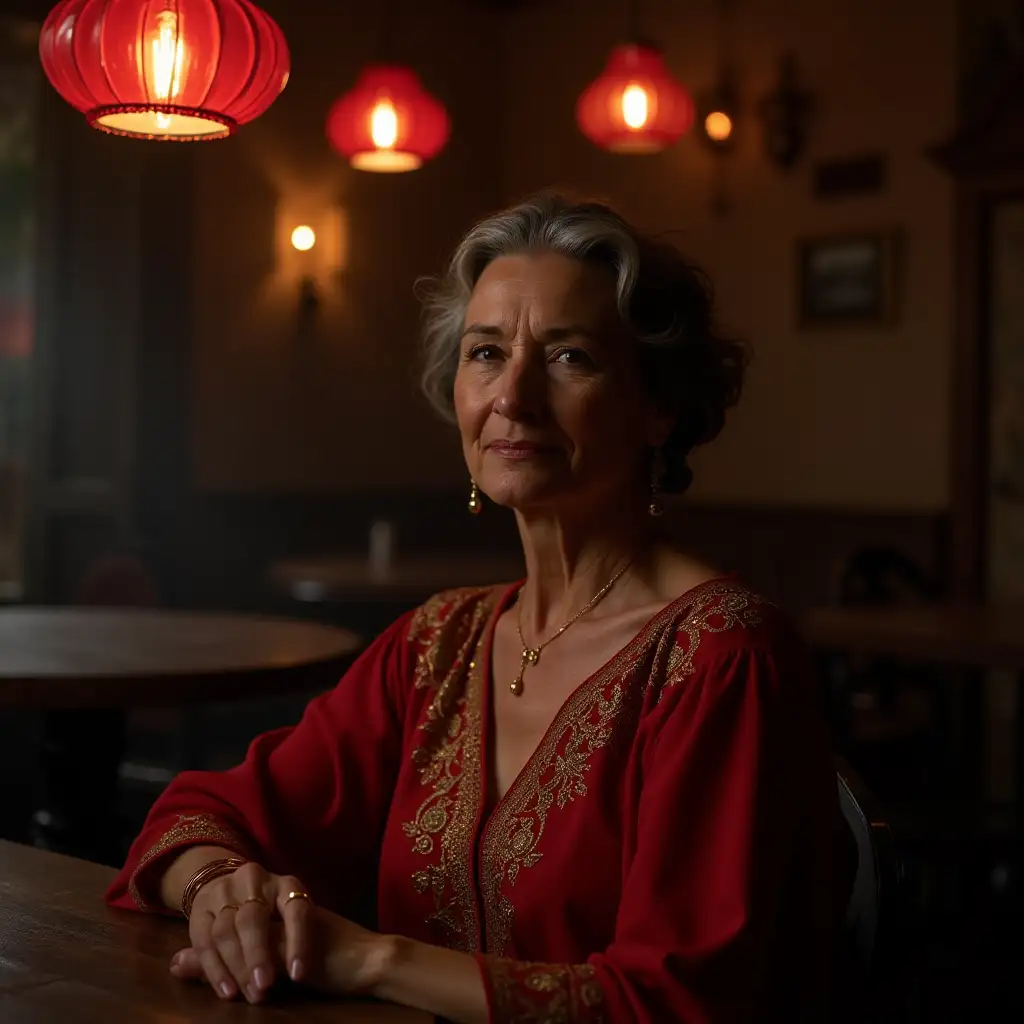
[759,54,813,169]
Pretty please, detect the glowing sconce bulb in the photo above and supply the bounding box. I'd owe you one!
[370,99,399,150]
[291,225,316,251]
[621,84,650,130]
[704,110,733,143]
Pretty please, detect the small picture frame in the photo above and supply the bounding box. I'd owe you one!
[798,231,898,327]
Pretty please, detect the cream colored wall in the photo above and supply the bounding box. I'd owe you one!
[191,0,495,491]
[497,0,957,510]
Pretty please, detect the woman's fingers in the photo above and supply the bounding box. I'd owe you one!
[275,878,315,982]
[189,909,240,1000]
[169,947,203,979]
[234,894,277,999]
[211,904,256,999]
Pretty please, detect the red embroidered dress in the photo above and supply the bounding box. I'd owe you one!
[108,579,840,1021]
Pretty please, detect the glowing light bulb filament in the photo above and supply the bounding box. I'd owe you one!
[370,99,399,150]
[152,11,185,101]
[151,9,186,131]
[621,84,649,130]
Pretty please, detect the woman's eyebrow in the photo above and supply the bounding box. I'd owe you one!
[460,323,503,339]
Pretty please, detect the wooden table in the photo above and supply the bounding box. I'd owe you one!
[802,602,1024,808]
[801,603,1024,671]
[270,554,524,605]
[0,840,431,1023]
[0,608,363,862]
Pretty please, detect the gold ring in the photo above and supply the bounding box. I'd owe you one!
[242,895,268,907]
[285,890,312,906]
[219,902,240,913]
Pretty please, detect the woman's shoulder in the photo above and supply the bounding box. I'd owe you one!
[623,577,818,721]
[651,576,807,685]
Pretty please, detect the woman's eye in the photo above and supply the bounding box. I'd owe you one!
[552,348,591,366]
[467,344,501,362]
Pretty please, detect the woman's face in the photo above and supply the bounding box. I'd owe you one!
[453,251,671,514]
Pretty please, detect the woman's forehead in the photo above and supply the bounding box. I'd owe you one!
[467,253,617,321]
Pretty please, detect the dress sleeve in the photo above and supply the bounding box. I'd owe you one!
[105,611,417,924]
[475,644,843,1023]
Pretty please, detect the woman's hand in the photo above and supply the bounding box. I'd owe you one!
[169,860,315,1003]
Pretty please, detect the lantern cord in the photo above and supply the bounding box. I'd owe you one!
[626,0,641,42]
[717,0,736,71]
[377,0,401,62]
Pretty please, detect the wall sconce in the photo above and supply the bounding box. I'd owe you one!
[275,203,347,323]
[290,225,319,316]
[291,225,316,251]
[698,79,737,152]
[759,54,813,169]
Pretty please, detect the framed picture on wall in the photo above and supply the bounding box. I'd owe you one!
[798,231,899,327]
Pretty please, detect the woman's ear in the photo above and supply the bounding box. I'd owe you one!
[646,407,676,450]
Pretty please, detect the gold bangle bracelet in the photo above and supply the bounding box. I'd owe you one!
[180,857,247,919]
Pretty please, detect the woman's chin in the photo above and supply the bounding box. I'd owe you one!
[480,476,565,512]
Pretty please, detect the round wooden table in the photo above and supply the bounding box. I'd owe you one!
[0,607,362,708]
[0,608,363,863]
[802,601,1024,811]
[270,553,524,605]
[801,603,1024,672]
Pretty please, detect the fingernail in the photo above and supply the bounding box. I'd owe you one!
[169,954,180,969]
[254,966,269,990]
[289,958,303,981]
[246,984,261,1003]
[219,981,235,999]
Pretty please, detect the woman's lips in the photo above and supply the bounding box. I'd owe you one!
[487,441,559,459]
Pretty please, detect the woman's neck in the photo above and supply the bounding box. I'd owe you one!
[513,498,658,636]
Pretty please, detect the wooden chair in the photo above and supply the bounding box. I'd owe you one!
[837,759,908,1020]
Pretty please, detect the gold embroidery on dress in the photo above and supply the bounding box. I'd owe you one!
[484,958,605,1023]
[481,579,764,955]
[481,684,626,954]
[402,586,503,950]
[661,582,764,696]
[128,812,248,910]
[408,586,493,694]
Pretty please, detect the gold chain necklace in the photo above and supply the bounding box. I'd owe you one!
[510,561,632,696]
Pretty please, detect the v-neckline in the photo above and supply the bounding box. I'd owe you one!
[476,573,735,822]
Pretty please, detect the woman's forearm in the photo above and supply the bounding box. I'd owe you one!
[368,935,489,1024]
[157,845,240,913]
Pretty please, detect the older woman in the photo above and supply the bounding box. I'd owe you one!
[108,194,843,1022]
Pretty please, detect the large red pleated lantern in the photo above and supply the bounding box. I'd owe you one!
[39,0,290,142]
[326,64,450,173]
[576,42,693,154]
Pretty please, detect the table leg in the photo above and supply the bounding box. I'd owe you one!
[32,709,127,866]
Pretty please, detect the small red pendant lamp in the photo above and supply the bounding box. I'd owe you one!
[39,0,290,142]
[575,0,692,154]
[326,64,450,173]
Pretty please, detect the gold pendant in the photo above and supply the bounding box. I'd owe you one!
[510,647,540,697]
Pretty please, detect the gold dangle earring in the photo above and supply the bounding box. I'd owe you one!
[648,450,665,517]
[468,479,482,515]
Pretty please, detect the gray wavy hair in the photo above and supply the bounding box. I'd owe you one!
[419,192,748,494]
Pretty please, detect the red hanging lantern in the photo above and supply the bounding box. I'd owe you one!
[326,64,450,173]
[576,42,693,154]
[39,0,290,142]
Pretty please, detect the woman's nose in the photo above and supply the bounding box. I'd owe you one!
[494,353,545,420]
